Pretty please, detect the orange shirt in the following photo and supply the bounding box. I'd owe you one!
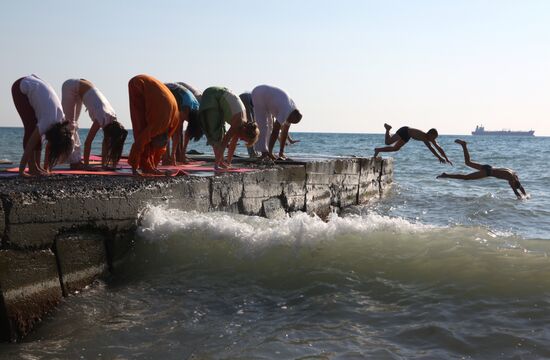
[128,74,180,171]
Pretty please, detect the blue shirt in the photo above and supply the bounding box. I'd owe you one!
[165,83,199,111]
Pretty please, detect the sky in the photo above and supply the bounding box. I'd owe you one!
[1,0,549,135]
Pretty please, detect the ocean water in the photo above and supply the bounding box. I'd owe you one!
[1,128,550,359]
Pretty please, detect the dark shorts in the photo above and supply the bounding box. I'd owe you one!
[11,78,41,150]
[481,164,492,176]
[396,126,411,143]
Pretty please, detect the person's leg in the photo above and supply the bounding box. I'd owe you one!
[61,80,84,167]
[383,123,400,145]
[128,77,147,141]
[128,77,148,171]
[12,78,44,175]
[375,139,405,157]
[252,101,269,154]
[437,171,486,180]
[455,139,482,170]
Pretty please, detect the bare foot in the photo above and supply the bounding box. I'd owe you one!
[384,123,392,131]
[28,169,43,176]
[374,150,380,158]
[454,139,466,146]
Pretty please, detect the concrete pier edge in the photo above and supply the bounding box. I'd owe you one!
[0,157,393,341]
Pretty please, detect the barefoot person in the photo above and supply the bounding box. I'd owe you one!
[437,140,526,198]
[164,82,202,164]
[128,74,180,175]
[61,78,127,169]
[251,85,302,161]
[239,92,258,158]
[199,87,259,169]
[12,74,74,177]
[374,124,452,164]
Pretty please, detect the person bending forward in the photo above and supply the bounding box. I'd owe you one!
[62,78,127,169]
[165,83,202,164]
[128,74,180,175]
[251,85,302,161]
[199,87,259,169]
[12,74,73,177]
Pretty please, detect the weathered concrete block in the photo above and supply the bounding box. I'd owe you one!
[305,160,336,175]
[305,184,332,219]
[241,198,263,215]
[241,166,307,214]
[262,197,286,219]
[380,158,394,194]
[242,168,282,198]
[161,178,211,212]
[358,158,382,202]
[55,231,108,295]
[210,173,243,212]
[0,249,62,342]
[333,158,361,174]
[7,193,132,224]
[8,222,80,249]
[279,166,306,212]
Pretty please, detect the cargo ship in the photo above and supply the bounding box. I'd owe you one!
[471,125,535,136]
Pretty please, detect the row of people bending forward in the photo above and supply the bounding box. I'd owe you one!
[11,74,302,176]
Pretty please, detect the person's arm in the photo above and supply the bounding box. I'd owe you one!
[220,125,238,165]
[181,131,191,163]
[19,128,41,176]
[268,121,282,157]
[44,143,51,171]
[424,141,445,163]
[511,184,522,199]
[83,121,101,166]
[433,141,452,165]
[226,134,239,165]
[170,128,182,165]
[278,122,291,159]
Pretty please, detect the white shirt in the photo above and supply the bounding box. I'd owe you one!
[82,87,117,128]
[19,74,65,135]
[251,85,297,125]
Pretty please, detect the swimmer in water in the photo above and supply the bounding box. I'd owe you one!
[437,139,527,199]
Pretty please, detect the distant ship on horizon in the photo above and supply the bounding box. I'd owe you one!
[471,125,535,136]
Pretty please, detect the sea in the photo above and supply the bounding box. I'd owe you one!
[1,127,550,359]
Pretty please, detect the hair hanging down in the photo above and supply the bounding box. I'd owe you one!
[243,122,260,147]
[427,128,438,137]
[102,121,128,167]
[45,121,74,169]
[186,109,203,141]
[289,109,303,124]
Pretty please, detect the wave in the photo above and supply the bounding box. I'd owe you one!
[131,206,550,296]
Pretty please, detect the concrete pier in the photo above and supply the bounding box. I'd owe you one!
[0,157,393,341]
